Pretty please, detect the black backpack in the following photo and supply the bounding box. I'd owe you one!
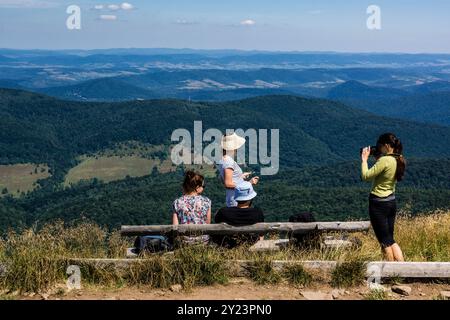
[133,235,173,254]
[289,212,316,223]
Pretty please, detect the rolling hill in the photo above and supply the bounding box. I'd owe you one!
[2,88,450,170]
[407,81,450,94]
[326,81,450,126]
[327,80,409,100]
[39,77,159,102]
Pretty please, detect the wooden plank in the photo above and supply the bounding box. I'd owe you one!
[237,260,338,272]
[66,259,450,279]
[249,239,290,252]
[366,262,450,278]
[120,221,370,237]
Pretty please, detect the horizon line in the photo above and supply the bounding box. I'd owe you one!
[2,47,450,55]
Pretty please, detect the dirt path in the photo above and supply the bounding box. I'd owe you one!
[15,278,450,300]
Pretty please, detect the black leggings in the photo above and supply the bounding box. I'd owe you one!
[369,196,397,248]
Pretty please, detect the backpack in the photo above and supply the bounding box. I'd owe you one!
[133,235,173,254]
[289,212,316,223]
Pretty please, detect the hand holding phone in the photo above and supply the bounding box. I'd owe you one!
[242,172,253,179]
[250,176,260,185]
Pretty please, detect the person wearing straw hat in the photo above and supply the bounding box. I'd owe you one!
[217,132,259,207]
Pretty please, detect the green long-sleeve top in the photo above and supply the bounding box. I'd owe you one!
[361,155,397,197]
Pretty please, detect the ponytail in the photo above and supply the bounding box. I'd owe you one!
[377,133,406,181]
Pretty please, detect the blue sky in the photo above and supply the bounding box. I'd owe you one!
[1,0,450,52]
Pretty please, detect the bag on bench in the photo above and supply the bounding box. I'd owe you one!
[288,212,318,247]
[289,212,316,223]
[133,235,173,254]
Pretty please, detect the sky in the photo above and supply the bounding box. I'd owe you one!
[1,0,450,52]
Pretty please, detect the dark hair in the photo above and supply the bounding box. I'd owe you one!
[237,199,253,206]
[182,170,204,194]
[377,133,406,181]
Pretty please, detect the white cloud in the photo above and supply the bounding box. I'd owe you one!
[240,19,256,26]
[0,0,58,8]
[175,19,198,25]
[95,3,134,11]
[121,2,133,10]
[108,4,119,10]
[100,14,117,20]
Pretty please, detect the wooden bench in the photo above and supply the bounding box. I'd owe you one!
[120,221,371,237]
[121,221,370,256]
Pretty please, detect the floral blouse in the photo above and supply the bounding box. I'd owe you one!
[172,195,211,225]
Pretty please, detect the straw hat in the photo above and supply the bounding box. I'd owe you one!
[221,132,246,151]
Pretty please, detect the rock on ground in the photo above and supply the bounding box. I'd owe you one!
[391,285,412,296]
[440,291,450,300]
[170,284,183,293]
[300,290,333,300]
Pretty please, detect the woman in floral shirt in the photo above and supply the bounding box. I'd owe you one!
[172,171,211,244]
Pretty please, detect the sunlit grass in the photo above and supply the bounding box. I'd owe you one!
[0,210,449,294]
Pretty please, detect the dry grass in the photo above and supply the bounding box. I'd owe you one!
[0,211,449,294]
[247,254,282,285]
[282,263,313,286]
[331,260,366,288]
[364,288,390,300]
[0,227,66,293]
[356,210,450,262]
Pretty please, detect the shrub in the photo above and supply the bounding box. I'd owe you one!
[283,263,313,286]
[365,288,389,300]
[173,244,229,289]
[0,227,66,293]
[331,260,366,288]
[247,255,281,285]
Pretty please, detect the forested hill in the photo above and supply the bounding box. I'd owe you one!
[2,88,450,170]
[1,89,450,231]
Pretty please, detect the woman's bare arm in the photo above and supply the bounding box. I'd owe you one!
[206,207,211,224]
[223,168,236,189]
[172,213,179,225]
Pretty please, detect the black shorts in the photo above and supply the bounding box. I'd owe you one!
[368,194,397,248]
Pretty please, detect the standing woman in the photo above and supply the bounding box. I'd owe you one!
[361,133,406,261]
[217,133,259,207]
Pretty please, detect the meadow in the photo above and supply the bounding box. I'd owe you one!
[0,163,50,197]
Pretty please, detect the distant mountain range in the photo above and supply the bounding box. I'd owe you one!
[40,78,159,102]
[0,50,450,126]
[26,75,450,126]
[327,80,450,126]
[1,50,450,89]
